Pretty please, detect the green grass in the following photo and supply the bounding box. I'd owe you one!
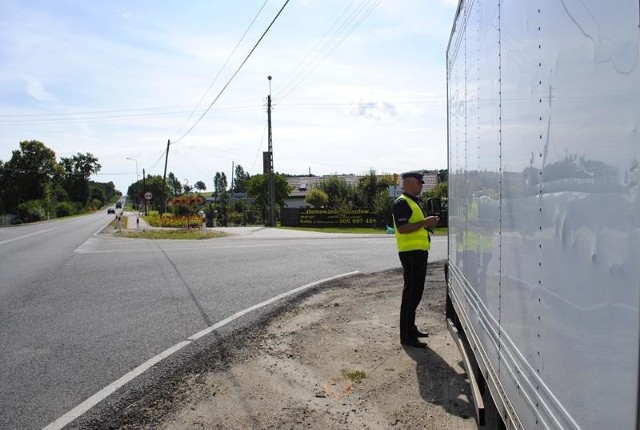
[342,369,367,382]
[278,226,448,235]
[117,229,226,239]
[108,216,226,239]
[108,217,447,239]
[278,226,387,234]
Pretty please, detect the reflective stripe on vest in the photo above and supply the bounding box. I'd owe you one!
[393,195,430,252]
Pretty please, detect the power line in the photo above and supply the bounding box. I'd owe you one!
[276,0,358,96]
[0,105,194,118]
[0,103,263,126]
[177,0,271,135]
[172,0,291,145]
[277,0,383,101]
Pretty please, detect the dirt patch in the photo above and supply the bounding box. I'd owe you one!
[105,261,477,429]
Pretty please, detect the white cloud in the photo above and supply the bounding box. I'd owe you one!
[348,99,397,120]
[23,76,56,102]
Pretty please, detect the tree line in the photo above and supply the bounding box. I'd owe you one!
[0,140,117,224]
[149,166,447,229]
[302,171,447,228]
[1,140,447,227]
[127,164,293,227]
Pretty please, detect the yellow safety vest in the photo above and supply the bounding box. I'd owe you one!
[462,196,493,252]
[393,195,431,252]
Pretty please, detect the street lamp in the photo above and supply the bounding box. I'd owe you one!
[126,157,139,214]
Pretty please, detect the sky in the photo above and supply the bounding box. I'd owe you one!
[0,0,458,193]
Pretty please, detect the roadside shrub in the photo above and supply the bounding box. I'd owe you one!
[228,210,244,226]
[145,212,201,228]
[90,199,103,210]
[17,200,48,223]
[145,212,163,226]
[55,202,75,217]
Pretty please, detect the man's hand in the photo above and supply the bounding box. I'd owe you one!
[424,216,439,228]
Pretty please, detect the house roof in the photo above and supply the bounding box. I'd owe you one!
[286,175,363,197]
[286,171,441,198]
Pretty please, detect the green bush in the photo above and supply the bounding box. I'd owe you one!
[228,211,244,226]
[55,202,76,217]
[90,199,103,210]
[17,200,48,222]
[145,212,201,228]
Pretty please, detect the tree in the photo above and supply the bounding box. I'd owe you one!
[212,172,230,225]
[194,181,206,192]
[355,170,391,209]
[232,164,251,193]
[167,172,182,197]
[90,181,118,205]
[128,174,170,212]
[355,170,393,228]
[246,173,293,224]
[318,176,355,210]
[59,152,101,206]
[0,140,58,214]
[213,172,228,196]
[429,182,448,199]
[305,188,328,208]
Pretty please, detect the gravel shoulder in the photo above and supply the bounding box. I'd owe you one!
[94,260,477,429]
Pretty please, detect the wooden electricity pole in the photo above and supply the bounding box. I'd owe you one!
[162,139,170,214]
[267,76,276,227]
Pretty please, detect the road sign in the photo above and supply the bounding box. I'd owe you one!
[144,192,152,201]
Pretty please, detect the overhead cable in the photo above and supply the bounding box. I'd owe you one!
[172,0,291,145]
[277,0,383,101]
[176,0,271,134]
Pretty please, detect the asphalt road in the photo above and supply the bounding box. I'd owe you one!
[0,213,446,430]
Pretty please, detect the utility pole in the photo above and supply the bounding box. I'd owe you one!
[231,161,235,194]
[162,139,170,214]
[143,168,147,216]
[266,76,276,227]
[126,157,139,213]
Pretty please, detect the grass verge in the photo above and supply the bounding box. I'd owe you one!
[278,226,448,235]
[108,217,226,239]
[116,229,227,240]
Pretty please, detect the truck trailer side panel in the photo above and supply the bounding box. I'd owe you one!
[447,1,640,428]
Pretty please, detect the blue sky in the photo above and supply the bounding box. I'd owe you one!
[0,0,458,193]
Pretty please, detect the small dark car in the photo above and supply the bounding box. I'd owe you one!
[107,207,116,214]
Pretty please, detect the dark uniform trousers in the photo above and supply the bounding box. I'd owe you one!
[399,249,429,341]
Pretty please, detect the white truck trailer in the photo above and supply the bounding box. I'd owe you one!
[446,1,640,428]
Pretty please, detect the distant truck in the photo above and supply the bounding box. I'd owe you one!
[446,1,640,429]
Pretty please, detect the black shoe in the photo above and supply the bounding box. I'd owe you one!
[401,338,426,348]
[413,329,429,338]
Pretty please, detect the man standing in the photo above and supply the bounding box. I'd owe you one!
[392,171,439,348]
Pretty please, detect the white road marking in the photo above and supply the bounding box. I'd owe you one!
[0,227,58,246]
[188,271,359,341]
[41,341,191,430]
[42,271,360,430]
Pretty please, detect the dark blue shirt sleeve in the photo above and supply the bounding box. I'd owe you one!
[392,199,412,227]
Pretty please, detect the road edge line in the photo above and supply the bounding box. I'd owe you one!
[41,271,360,430]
